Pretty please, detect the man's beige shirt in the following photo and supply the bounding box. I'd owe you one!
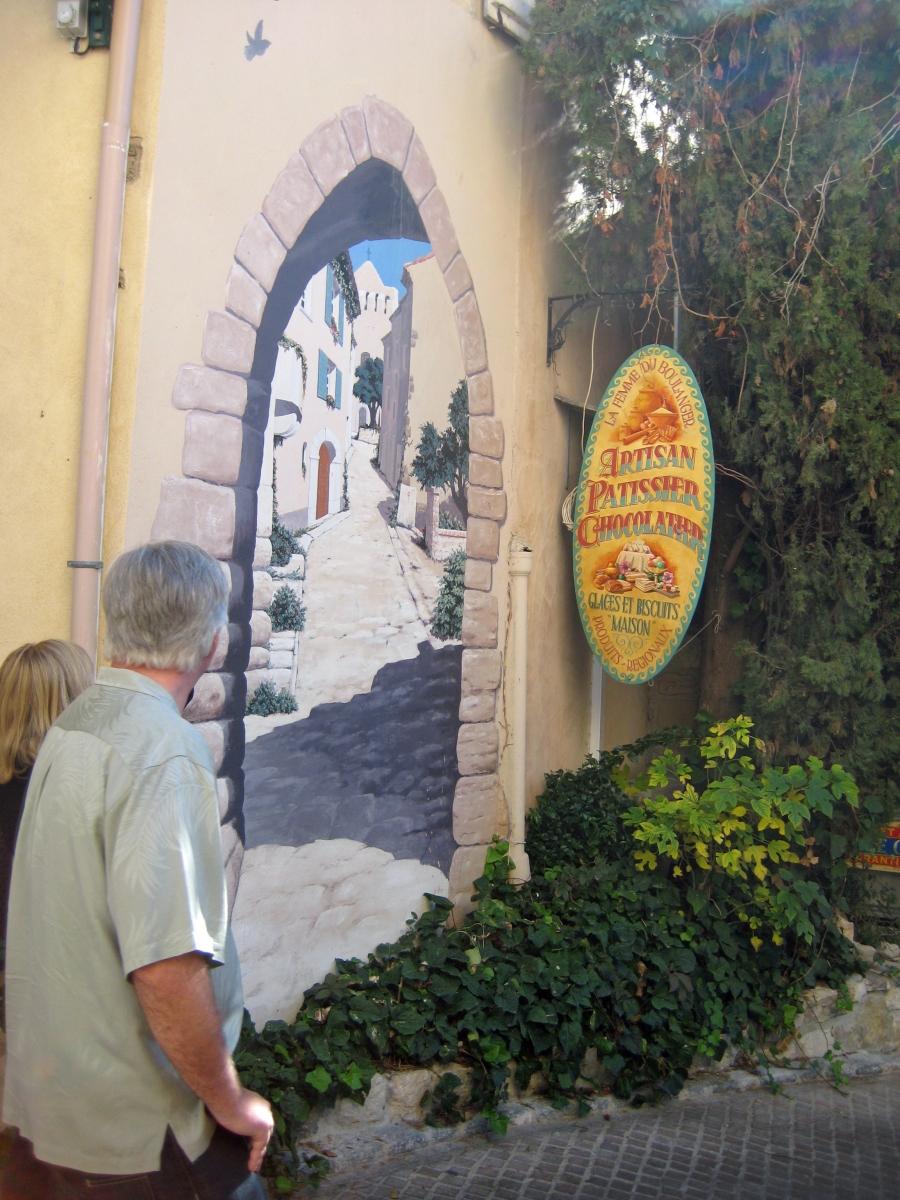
[3,668,243,1174]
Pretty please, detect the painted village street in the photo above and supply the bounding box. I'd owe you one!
[233,441,463,1026]
[314,1073,900,1200]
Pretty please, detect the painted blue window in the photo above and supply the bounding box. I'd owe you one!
[317,349,328,400]
[324,264,334,323]
[335,368,342,409]
[338,293,345,346]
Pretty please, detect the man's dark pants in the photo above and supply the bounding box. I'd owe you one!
[0,1126,267,1200]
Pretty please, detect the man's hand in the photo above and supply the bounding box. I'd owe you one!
[207,1087,274,1173]
[132,952,273,1171]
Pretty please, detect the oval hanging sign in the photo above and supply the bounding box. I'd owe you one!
[573,345,714,683]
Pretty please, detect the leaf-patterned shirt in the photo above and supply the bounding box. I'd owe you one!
[3,668,243,1173]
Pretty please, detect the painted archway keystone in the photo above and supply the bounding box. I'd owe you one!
[151,96,507,911]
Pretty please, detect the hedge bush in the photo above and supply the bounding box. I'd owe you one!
[270,517,300,569]
[269,586,306,633]
[246,682,298,717]
[431,549,466,641]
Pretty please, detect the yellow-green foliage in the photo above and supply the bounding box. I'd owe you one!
[625,717,859,947]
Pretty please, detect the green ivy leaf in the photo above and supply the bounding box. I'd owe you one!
[305,1065,332,1093]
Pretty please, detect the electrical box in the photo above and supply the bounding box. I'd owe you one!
[482,0,534,42]
[56,0,113,49]
[56,0,88,39]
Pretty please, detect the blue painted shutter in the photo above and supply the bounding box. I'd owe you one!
[335,368,342,409]
[317,349,328,399]
[338,294,345,345]
[325,265,334,323]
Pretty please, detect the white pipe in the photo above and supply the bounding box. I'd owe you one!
[70,0,144,662]
[590,656,604,757]
[508,547,533,882]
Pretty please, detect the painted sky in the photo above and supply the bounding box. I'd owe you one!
[350,239,432,297]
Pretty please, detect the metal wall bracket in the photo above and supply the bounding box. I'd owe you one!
[547,289,680,366]
[87,0,113,50]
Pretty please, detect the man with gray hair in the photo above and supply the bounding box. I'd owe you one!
[1,541,273,1200]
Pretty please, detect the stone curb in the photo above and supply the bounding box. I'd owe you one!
[299,1050,900,1175]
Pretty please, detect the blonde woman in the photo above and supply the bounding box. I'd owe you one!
[0,640,93,935]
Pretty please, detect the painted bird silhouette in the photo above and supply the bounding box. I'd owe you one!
[244,21,271,60]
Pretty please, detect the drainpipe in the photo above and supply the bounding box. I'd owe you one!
[69,0,144,662]
[508,544,534,882]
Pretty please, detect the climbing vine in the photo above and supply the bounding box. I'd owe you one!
[523,0,900,815]
[330,250,361,321]
[277,336,308,396]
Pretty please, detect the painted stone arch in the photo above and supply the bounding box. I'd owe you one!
[151,96,506,910]
[308,427,341,461]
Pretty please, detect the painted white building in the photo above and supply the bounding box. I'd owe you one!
[258,261,357,536]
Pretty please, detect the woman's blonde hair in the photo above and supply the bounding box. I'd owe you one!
[0,641,94,783]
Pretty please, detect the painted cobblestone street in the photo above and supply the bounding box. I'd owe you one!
[313,1074,900,1200]
[233,437,463,1025]
[243,641,462,870]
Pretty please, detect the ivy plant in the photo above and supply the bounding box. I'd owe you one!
[624,716,859,946]
[237,721,865,1188]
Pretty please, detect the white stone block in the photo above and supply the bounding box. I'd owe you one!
[249,610,272,647]
[396,484,417,529]
[248,646,270,671]
[253,537,273,568]
[847,973,868,1003]
[253,572,276,611]
[257,486,274,537]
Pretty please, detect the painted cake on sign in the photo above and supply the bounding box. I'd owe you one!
[573,345,714,683]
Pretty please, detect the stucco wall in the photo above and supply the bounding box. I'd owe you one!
[405,253,466,500]
[0,0,166,660]
[379,282,413,490]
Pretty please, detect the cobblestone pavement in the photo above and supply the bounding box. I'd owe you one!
[314,1074,900,1200]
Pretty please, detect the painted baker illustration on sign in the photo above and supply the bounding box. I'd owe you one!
[573,346,714,682]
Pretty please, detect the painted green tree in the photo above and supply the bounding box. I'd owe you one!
[525,0,900,815]
[353,355,383,426]
[411,378,470,520]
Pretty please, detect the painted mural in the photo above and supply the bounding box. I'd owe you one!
[232,240,469,1025]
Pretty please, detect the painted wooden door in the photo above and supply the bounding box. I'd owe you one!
[316,446,331,519]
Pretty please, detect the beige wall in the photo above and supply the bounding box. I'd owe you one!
[405,253,466,498]
[353,260,397,365]
[377,253,466,496]
[379,281,413,491]
[0,0,166,662]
